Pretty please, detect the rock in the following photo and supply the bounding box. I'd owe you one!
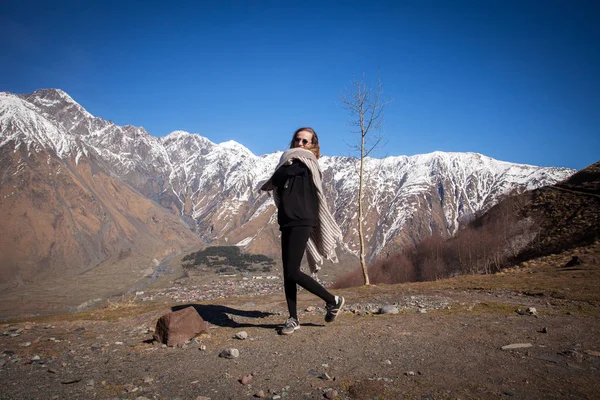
[501,343,533,350]
[61,379,82,385]
[199,344,207,351]
[143,376,154,383]
[527,307,538,315]
[153,306,210,347]
[305,306,316,312]
[254,390,265,398]
[86,380,95,387]
[405,371,416,376]
[379,305,399,315]
[562,256,580,268]
[219,348,240,359]
[195,396,211,400]
[235,331,248,340]
[384,359,392,365]
[584,350,600,357]
[325,389,338,399]
[240,374,253,384]
[124,384,139,392]
[540,327,549,333]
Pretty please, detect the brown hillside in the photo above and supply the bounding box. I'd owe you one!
[464,160,600,263]
[0,143,202,295]
[555,160,600,195]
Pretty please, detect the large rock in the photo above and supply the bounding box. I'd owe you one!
[153,306,209,346]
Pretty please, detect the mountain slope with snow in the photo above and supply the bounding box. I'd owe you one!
[0,89,576,277]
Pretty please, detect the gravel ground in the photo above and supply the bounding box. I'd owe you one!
[1,246,600,400]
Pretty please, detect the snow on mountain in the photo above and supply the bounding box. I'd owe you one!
[0,92,81,159]
[0,89,577,261]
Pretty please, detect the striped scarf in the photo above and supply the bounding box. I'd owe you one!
[261,148,343,273]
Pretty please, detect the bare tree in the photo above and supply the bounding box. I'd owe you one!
[341,73,393,285]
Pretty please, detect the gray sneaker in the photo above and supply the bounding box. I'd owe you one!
[325,295,345,323]
[280,317,300,335]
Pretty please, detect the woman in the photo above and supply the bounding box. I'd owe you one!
[261,127,345,335]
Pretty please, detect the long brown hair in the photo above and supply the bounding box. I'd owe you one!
[289,127,321,159]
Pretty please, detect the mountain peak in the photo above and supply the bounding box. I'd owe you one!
[27,88,95,119]
[218,140,254,156]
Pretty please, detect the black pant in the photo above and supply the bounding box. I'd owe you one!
[281,226,336,319]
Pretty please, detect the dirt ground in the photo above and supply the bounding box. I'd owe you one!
[1,244,599,400]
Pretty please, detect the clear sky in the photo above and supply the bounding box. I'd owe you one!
[1,0,598,170]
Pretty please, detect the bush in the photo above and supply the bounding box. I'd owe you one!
[182,246,275,274]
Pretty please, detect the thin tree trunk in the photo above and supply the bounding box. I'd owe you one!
[358,134,370,285]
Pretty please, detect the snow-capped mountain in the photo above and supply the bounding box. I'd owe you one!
[0,89,576,287]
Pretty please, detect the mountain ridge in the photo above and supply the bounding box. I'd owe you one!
[0,89,576,292]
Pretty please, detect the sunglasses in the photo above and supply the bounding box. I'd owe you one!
[294,137,310,145]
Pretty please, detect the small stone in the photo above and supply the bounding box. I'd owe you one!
[143,376,154,383]
[255,390,265,398]
[540,327,548,333]
[31,355,41,361]
[219,348,240,359]
[527,307,538,315]
[86,380,95,387]
[240,374,253,385]
[584,350,600,357]
[195,396,211,400]
[405,371,415,376]
[322,372,333,381]
[325,389,338,399]
[199,344,207,351]
[124,384,139,393]
[235,331,248,340]
[502,343,533,350]
[384,359,392,365]
[379,305,399,315]
[418,309,428,314]
[20,342,31,347]
[305,306,316,312]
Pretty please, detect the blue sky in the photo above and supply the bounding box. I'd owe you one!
[1,0,598,169]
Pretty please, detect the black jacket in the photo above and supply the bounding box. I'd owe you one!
[271,159,319,229]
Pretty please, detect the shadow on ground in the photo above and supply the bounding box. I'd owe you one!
[172,304,310,330]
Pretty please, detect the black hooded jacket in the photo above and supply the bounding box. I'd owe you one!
[271,159,319,229]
